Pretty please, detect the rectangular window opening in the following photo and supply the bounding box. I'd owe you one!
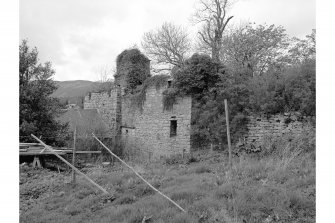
[167,80,172,88]
[170,120,177,137]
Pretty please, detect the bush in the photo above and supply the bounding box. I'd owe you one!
[248,59,315,116]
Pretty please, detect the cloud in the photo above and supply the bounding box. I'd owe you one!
[20,0,315,81]
[231,0,315,38]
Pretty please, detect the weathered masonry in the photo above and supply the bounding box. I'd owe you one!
[84,50,192,158]
[244,112,315,144]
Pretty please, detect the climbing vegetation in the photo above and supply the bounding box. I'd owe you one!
[116,48,151,94]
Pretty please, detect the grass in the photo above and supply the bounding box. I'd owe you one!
[20,131,315,223]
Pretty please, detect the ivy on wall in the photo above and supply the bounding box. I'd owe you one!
[115,48,151,94]
[128,74,171,111]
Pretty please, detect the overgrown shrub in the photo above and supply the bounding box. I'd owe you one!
[248,59,315,116]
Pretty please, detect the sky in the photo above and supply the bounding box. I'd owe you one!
[19,0,315,81]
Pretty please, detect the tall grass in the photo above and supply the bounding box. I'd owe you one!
[20,127,315,223]
[221,129,316,223]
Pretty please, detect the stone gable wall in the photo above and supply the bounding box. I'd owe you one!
[122,86,192,159]
[83,85,192,158]
[83,89,118,136]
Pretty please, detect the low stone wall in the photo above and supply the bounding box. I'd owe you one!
[245,112,315,144]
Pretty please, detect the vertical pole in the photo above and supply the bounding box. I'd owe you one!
[224,99,232,169]
[72,126,77,185]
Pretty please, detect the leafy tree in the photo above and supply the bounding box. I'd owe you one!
[248,58,316,116]
[192,66,251,147]
[164,54,248,147]
[288,29,316,64]
[141,22,192,73]
[282,58,316,116]
[221,23,289,76]
[172,53,222,96]
[19,40,69,145]
[193,0,234,63]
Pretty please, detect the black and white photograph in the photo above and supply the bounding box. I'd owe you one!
[2,0,328,222]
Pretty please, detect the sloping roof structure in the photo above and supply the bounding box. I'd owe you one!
[58,108,112,138]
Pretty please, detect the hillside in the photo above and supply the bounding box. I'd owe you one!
[52,80,98,98]
[52,80,114,108]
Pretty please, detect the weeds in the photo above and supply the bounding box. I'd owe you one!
[192,165,211,174]
[20,131,315,223]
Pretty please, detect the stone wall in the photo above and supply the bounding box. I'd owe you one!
[83,85,192,158]
[121,86,192,159]
[83,88,119,136]
[245,112,315,144]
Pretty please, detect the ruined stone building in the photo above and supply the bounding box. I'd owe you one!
[76,49,313,158]
[83,49,192,158]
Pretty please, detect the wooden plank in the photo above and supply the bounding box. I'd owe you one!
[19,151,101,155]
[31,134,108,195]
[75,151,101,154]
[20,152,67,156]
[20,143,42,146]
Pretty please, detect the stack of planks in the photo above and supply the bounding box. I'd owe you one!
[19,143,71,156]
[19,143,101,156]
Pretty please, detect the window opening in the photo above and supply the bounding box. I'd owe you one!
[170,120,177,137]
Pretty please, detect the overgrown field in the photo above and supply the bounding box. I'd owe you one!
[20,132,315,223]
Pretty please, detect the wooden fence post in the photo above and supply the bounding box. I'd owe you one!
[72,126,77,186]
[224,99,232,169]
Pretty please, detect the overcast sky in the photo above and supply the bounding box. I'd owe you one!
[20,0,315,81]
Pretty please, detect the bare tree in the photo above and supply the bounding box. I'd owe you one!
[94,65,114,92]
[141,22,192,73]
[95,65,114,83]
[193,0,235,63]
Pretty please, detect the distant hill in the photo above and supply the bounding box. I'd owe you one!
[52,80,113,108]
[52,80,98,98]
[52,80,98,108]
